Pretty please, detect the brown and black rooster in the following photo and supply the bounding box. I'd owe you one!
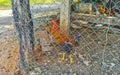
[47,19,81,64]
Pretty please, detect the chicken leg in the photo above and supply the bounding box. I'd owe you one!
[60,52,65,61]
[69,54,73,64]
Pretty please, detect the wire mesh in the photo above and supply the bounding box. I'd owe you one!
[1,0,120,75]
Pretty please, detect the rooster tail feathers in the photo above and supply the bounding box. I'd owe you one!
[61,42,72,53]
[74,35,81,45]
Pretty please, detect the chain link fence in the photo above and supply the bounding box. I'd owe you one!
[2,0,119,75]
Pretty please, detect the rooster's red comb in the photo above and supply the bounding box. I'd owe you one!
[52,19,58,31]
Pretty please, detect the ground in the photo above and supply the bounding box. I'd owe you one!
[0,9,19,75]
[30,26,120,75]
[0,28,19,75]
[0,34,19,75]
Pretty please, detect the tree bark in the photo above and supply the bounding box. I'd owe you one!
[12,0,34,74]
[60,0,71,35]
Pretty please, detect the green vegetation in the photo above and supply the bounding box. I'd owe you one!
[0,0,11,8]
[30,0,60,4]
[0,0,61,9]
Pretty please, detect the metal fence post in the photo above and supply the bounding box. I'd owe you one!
[11,0,34,74]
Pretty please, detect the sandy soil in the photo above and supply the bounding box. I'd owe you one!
[0,9,19,75]
[0,30,19,75]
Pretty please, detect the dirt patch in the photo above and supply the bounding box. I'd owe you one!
[0,31,19,75]
[28,25,120,74]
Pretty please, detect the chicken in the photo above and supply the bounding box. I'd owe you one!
[60,42,73,64]
[48,19,81,64]
[99,7,106,14]
[50,19,59,39]
[50,19,80,45]
[97,4,115,15]
[105,9,116,16]
[97,4,106,14]
[110,9,116,15]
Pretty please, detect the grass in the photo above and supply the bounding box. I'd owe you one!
[0,0,61,9]
[0,0,11,9]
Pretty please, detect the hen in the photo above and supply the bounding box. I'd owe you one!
[48,19,81,64]
[97,4,105,14]
[97,4,115,15]
[99,7,106,14]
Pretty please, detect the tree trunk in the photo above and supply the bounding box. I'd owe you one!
[60,0,71,35]
[12,0,34,74]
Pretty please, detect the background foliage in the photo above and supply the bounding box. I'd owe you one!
[0,0,61,9]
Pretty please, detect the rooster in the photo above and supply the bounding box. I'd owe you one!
[97,4,116,15]
[97,4,106,14]
[48,19,81,64]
